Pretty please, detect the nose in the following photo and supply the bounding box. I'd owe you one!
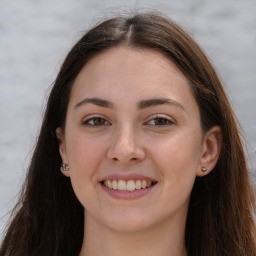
[107,125,145,164]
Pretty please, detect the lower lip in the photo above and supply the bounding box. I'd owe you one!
[100,183,156,200]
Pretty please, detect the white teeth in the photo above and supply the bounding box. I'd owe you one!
[127,180,136,191]
[141,180,147,189]
[103,179,155,191]
[117,180,126,190]
[112,180,118,190]
[106,180,113,189]
[135,180,142,189]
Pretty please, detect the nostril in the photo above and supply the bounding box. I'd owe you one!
[110,157,138,162]
[107,146,145,163]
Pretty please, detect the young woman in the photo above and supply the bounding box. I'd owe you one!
[1,12,255,256]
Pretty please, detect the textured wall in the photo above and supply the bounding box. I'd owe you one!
[0,0,255,234]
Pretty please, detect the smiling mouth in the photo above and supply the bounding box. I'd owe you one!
[101,179,157,191]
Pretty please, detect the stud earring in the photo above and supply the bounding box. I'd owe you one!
[201,166,207,173]
[61,163,70,172]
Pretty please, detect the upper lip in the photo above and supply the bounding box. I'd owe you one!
[99,174,158,182]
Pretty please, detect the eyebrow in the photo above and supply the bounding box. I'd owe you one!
[74,97,186,112]
[138,98,186,112]
[75,97,114,109]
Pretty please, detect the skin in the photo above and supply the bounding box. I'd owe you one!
[57,47,221,256]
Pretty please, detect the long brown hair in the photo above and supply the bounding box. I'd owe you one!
[1,11,255,256]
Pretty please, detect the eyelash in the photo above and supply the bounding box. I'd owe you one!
[82,115,174,128]
[144,115,174,127]
[82,116,111,128]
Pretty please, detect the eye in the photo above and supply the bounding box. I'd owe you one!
[145,116,174,126]
[82,116,111,127]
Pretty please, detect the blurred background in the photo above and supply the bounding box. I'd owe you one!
[0,0,256,235]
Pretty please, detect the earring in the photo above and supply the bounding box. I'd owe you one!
[201,166,207,173]
[61,163,70,172]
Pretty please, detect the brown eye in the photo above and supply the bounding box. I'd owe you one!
[93,118,106,125]
[146,116,174,127]
[154,118,170,125]
[82,117,111,127]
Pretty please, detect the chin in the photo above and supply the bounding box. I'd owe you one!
[102,209,154,233]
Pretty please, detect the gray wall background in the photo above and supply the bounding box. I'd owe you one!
[1,0,256,235]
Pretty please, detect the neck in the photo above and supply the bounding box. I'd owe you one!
[79,211,188,256]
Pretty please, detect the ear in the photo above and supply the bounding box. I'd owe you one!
[196,126,222,177]
[56,127,70,177]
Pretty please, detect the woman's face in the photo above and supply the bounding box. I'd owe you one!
[57,47,219,233]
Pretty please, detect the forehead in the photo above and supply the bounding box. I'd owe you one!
[69,46,196,109]
[76,47,187,81]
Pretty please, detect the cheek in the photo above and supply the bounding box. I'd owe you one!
[148,131,202,180]
[143,132,202,217]
[65,134,106,208]
[66,133,107,178]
